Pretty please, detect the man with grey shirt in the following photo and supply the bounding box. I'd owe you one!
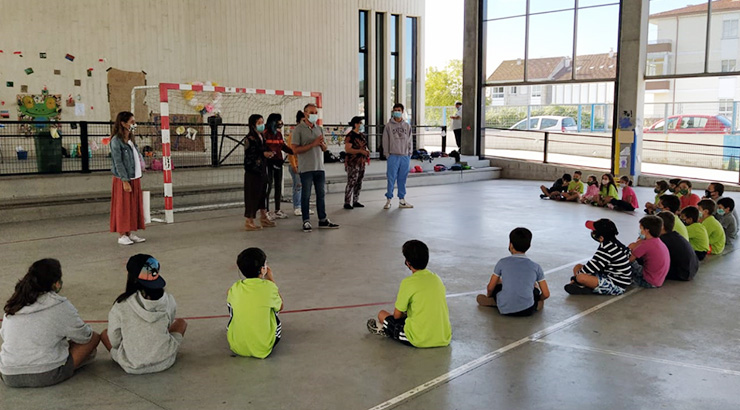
[382,103,414,210]
[290,103,339,232]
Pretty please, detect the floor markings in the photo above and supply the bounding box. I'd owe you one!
[367,288,643,410]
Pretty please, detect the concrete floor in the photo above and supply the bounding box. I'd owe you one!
[1,179,739,410]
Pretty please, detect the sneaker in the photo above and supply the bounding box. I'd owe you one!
[344,203,353,210]
[118,236,134,245]
[540,194,547,199]
[128,233,146,243]
[607,204,615,210]
[383,199,392,209]
[274,210,289,219]
[309,209,315,215]
[318,219,340,229]
[366,319,386,336]
[399,199,414,209]
[353,202,365,208]
[303,221,313,232]
[294,208,302,216]
[564,282,593,295]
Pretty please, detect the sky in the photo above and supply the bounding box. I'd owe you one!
[425,0,700,76]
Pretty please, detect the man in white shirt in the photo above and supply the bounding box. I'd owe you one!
[450,101,462,149]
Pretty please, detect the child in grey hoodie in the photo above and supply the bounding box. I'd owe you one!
[101,254,187,374]
[0,258,100,388]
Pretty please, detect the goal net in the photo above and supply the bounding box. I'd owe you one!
[131,83,321,223]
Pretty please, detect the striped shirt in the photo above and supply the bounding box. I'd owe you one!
[580,241,632,288]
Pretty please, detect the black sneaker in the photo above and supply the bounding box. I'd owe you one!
[540,194,548,199]
[564,282,592,295]
[344,203,353,210]
[302,221,312,232]
[366,319,386,336]
[318,219,339,229]
[352,202,365,208]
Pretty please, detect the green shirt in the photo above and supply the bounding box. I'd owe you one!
[686,222,710,252]
[568,180,584,194]
[394,269,451,348]
[702,215,726,254]
[673,214,689,241]
[227,278,282,359]
[600,184,618,199]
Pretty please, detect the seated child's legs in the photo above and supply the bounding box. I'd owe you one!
[562,192,579,202]
[169,318,188,336]
[574,273,599,289]
[591,274,626,295]
[100,329,112,351]
[273,313,282,347]
[540,185,551,196]
[631,262,657,289]
[505,288,542,317]
[549,192,563,200]
[476,284,501,307]
[382,316,413,346]
[695,250,707,261]
[69,331,101,369]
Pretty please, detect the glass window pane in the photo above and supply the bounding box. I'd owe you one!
[575,4,618,80]
[486,0,526,20]
[527,10,575,81]
[359,11,367,49]
[359,53,366,97]
[709,13,740,72]
[485,17,526,83]
[391,15,399,53]
[578,0,619,7]
[529,0,574,14]
[648,0,708,75]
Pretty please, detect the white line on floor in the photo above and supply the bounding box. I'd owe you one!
[534,339,740,377]
[445,258,589,299]
[368,288,643,410]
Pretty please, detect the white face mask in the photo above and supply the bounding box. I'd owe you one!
[128,123,137,133]
[602,179,609,185]
[308,114,319,124]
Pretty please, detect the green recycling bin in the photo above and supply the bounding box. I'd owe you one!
[34,130,63,174]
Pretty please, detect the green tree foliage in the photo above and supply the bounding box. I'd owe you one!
[425,59,463,108]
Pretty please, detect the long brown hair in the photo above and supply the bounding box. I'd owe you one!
[4,259,62,316]
[112,111,135,144]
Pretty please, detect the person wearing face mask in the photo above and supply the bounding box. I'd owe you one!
[290,103,339,232]
[343,116,370,209]
[243,114,276,231]
[560,170,584,202]
[565,219,633,295]
[263,113,293,220]
[677,180,700,209]
[608,176,638,211]
[594,174,619,207]
[0,259,100,387]
[644,180,668,215]
[110,111,147,245]
[579,175,601,204]
[716,197,737,252]
[382,103,414,210]
[627,216,670,288]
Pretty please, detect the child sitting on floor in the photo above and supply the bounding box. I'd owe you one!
[698,199,726,255]
[628,216,670,288]
[609,176,638,211]
[476,228,550,316]
[540,173,572,200]
[717,197,737,252]
[656,212,699,281]
[367,240,451,348]
[644,180,668,214]
[657,194,689,240]
[580,175,600,204]
[560,171,585,202]
[680,206,710,261]
[594,174,619,207]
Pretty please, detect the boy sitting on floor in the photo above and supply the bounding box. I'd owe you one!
[560,171,585,202]
[657,194,689,241]
[367,240,451,348]
[717,197,737,253]
[628,216,670,288]
[539,173,572,199]
[476,228,550,316]
[680,206,710,261]
[656,212,699,281]
[565,219,632,295]
[698,199,726,255]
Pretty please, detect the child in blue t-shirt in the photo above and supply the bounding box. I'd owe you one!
[477,228,550,316]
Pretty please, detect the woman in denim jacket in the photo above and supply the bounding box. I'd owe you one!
[110,111,146,245]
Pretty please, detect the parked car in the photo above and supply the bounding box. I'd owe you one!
[644,114,731,134]
[509,116,578,133]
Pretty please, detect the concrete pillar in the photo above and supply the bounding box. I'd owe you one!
[462,0,484,156]
[613,0,649,181]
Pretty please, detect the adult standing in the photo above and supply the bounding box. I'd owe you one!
[286,111,314,217]
[383,103,414,210]
[290,103,339,232]
[243,114,276,231]
[344,116,370,209]
[450,101,462,149]
[110,111,146,245]
[264,113,293,220]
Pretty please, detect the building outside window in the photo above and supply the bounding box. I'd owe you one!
[721,59,736,72]
[719,99,734,117]
[531,85,542,97]
[492,87,504,98]
[723,19,739,39]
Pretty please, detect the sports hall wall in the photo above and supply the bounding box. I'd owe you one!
[0,0,424,124]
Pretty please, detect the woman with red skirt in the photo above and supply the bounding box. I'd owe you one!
[110,111,146,245]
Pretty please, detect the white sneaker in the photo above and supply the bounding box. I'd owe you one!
[118,236,134,245]
[294,208,302,216]
[129,233,146,243]
[309,209,315,215]
[274,210,289,219]
[399,199,414,209]
[383,199,392,209]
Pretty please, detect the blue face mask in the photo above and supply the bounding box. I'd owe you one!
[359,125,365,133]
[717,208,726,216]
[256,124,265,133]
[639,234,646,240]
[308,114,319,124]
[392,111,403,119]
[654,208,662,215]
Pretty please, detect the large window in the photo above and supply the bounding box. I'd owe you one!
[390,15,400,111]
[359,11,369,117]
[405,17,418,125]
[376,12,385,127]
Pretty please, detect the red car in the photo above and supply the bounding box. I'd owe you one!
[644,114,731,134]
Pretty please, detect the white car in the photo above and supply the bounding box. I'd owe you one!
[509,116,578,133]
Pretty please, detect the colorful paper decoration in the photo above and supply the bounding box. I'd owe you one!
[65,54,75,62]
[86,68,93,77]
[20,85,28,92]
[0,111,9,119]
[24,68,33,75]
[74,79,81,86]
[54,69,61,75]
